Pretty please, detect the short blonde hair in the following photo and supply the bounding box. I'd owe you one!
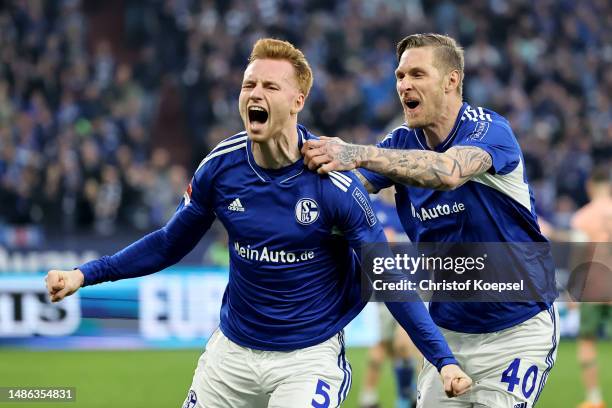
[396,33,464,96]
[248,38,313,98]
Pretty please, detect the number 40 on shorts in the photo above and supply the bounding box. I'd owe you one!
[501,358,539,399]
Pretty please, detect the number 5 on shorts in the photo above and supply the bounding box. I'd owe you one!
[501,358,539,399]
[311,379,331,408]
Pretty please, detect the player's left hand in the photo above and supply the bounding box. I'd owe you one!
[440,364,472,397]
[302,136,364,174]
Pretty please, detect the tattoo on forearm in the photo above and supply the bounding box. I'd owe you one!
[365,146,492,190]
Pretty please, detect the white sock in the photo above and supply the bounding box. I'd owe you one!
[587,387,602,404]
[359,389,378,406]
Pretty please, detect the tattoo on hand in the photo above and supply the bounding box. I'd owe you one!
[329,142,365,168]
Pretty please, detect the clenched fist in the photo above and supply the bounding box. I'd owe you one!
[440,364,472,397]
[45,269,85,302]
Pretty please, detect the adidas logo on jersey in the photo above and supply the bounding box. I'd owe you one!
[228,198,245,212]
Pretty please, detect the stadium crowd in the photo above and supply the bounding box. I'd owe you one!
[0,0,610,238]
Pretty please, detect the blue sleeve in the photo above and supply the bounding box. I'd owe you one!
[457,120,521,175]
[326,173,458,371]
[325,171,386,246]
[357,131,396,191]
[79,165,216,286]
[384,302,458,371]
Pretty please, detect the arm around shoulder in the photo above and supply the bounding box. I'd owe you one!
[361,145,492,191]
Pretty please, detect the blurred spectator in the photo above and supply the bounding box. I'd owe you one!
[0,0,609,252]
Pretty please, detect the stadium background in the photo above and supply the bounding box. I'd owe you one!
[0,0,610,407]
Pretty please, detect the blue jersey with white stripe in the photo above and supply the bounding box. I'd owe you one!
[192,128,372,350]
[360,103,558,333]
[79,124,458,370]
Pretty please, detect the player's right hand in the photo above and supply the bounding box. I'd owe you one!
[45,269,84,302]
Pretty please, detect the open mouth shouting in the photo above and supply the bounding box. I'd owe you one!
[247,105,269,132]
[404,98,421,112]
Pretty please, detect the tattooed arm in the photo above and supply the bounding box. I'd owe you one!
[302,140,492,191]
[359,145,492,190]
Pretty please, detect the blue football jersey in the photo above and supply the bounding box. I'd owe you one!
[188,127,382,350]
[79,125,458,370]
[360,103,558,333]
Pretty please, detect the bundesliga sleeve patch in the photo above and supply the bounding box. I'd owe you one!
[183,183,193,206]
[352,188,377,227]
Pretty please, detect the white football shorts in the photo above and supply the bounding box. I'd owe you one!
[417,305,559,408]
[181,328,353,408]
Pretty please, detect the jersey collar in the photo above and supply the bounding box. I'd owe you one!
[415,102,468,152]
[246,125,307,183]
